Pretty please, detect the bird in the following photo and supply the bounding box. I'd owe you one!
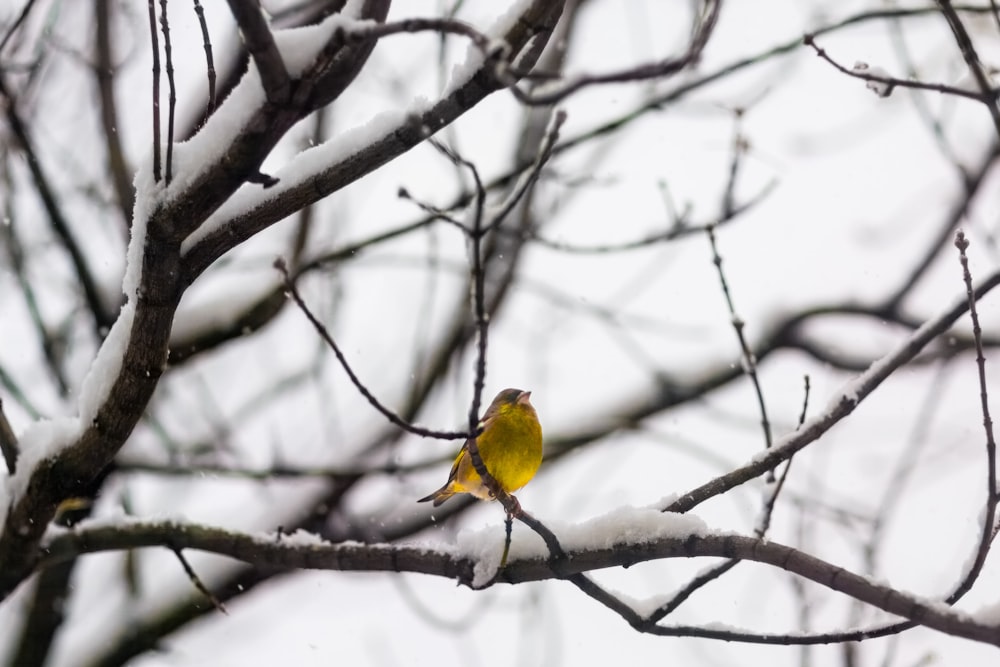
[418,388,543,507]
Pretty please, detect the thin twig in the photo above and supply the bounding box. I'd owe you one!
[465,158,488,428]
[458,150,521,563]
[114,453,453,480]
[707,225,774,458]
[0,365,41,420]
[171,547,227,614]
[708,117,776,467]
[159,0,176,184]
[1,205,70,394]
[503,0,722,106]
[953,230,999,586]
[415,143,501,489]
[94,0,134,230]
[499,514,513,569]
[397,186,467,230]
[884,143,1000,311]
[488,109,566,229]
[148,0,162,183]
[643,387,803,626]
[803,34,997,103]
[721,109,745,219]
[642,558,740,626]
[444,147,502,500]
[0,397,17,474]
[527,181,775,254]
[0,0,39,54]
[193,0,216,116]
[797,375,811,427]
[274,258,469,441]
[0,76,113,333]
[935,0,1000,138]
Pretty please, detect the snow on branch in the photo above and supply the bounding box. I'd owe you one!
[179,1,565,279]
[39,510,1000,647]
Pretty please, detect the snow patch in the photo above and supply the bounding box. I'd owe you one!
[445,506,710,587]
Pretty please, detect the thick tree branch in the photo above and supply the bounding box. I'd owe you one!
[180,0,566,280]
[39,520,1000,647]
[0,230,182,601]
[162,0,391,246]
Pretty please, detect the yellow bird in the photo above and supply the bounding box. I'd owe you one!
[418,388,543,507]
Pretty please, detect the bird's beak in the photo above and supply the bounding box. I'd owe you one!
[517,391,532,405]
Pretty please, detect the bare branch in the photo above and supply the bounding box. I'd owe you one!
[667,268,1000,515]
[159,0,177,184]
[0,0,39,54]
[506,0,722,105]
[147,0,162,183]
[0,75,114,332]
[803,33,997,103]
[707,225,773,453]
[0,398,16,474]
[935,0,1000,138]
[93,0,134,230]
[192,0,217,115]
[171,547,227,615]
[274,257,471,442]
[952,230,999,594]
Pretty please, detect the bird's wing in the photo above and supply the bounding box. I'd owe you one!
[445,410,496,483]
[444,440,467,483]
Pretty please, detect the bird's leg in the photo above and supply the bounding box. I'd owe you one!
[505,493,523,518]
[492,487,522,518]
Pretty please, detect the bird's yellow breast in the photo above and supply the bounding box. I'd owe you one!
[463,402,543,495]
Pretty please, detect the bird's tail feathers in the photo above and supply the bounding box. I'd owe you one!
[417,486,453,507]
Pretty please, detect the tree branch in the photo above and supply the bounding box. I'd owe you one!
[0,75,115,332]
[226,0,290,104]
[667,268,1000,515]
[94,0,135,230]
[39,519,1000,647]
[180,0,566,280]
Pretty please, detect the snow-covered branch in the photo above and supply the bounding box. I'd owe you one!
[39,513,1000,647]
[179,0,566,280]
